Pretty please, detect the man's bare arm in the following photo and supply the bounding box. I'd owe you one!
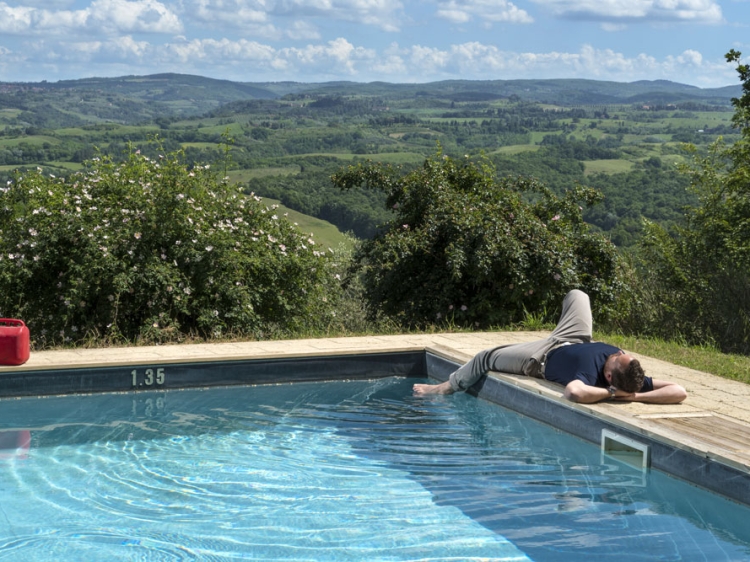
[564,380,609,403]
[615,380,687,404]
[564,379,687,404]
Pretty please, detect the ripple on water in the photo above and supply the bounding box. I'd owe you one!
[0,379,530,561]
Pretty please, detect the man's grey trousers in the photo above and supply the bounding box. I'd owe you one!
[449,289,594,392]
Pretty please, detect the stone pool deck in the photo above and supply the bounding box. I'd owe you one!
[5,331,750,480]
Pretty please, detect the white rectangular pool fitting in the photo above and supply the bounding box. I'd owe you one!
[601,429,651,470]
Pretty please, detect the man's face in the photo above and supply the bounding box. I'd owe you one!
[604,350,635,385]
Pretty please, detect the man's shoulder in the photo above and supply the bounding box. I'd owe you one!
[578,341,619,353]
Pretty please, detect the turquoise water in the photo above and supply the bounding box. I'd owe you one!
[1,377,749,561]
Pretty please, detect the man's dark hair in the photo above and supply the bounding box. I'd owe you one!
[611,359,645,393]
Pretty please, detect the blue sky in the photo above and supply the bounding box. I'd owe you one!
[0,0,748,87]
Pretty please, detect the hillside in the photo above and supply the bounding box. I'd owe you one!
[0,74,740,126]
[0,72,742,248]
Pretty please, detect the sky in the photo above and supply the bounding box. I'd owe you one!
[0,0,748,87]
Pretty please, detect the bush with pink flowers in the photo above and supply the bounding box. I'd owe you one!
[0,149,339,347]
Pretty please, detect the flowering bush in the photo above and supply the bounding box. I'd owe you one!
[0,149,339,347]
[332,150,625,328]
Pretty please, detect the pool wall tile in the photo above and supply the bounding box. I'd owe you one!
[423,353,750,508]
[0,352,426,398]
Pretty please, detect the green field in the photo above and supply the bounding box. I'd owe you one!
[0,135,59,147]
[257,197,353,251]
[228,166,300,181]
[583,159,635,175]
[492,144,541,155]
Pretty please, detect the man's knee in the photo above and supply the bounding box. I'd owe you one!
[565,289,589,303]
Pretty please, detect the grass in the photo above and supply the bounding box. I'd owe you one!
[44,161,84,171]
[583,159,635,175]
[268,152,426,164]
[492,144,541,155]
[228,167,300,181]
[181,142,220,149]
[597,333,750,385]
[0,136,59,147]
[255,196,354,251]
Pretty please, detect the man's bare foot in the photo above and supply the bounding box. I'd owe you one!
[413,381,455,395]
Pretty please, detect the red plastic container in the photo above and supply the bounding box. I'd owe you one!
[0,319,30,366]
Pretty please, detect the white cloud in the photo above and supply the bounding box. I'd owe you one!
[0,4,35,33]
[530,0,723,24]
[278,38,376,74]
[188,0,270,25]
[436,0,533,24]
[273,0,404,31]
[163,37,278,63]
[284,20,321,40]
[0,0,182,36]
[89,0,183,33]
[184,0,404,32]
[1,33,737,87]
[372,42,734,86]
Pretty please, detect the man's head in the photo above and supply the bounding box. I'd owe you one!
[604,350,645,393]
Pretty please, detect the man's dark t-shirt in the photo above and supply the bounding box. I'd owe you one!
[544,342,654,392]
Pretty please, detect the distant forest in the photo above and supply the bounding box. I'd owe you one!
[0,73,741,247]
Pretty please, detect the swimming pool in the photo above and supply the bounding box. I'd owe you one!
[1,377,750,561]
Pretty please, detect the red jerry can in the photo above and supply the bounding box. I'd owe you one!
[0,319,30,366]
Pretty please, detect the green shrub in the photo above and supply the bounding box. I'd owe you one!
[0,149,339,347]
[627,51,750,354]
[332,149,626,328]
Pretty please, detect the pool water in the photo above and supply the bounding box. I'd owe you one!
[1,377,749,561]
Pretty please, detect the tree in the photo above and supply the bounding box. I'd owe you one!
[332,149,625,328]
[633,50,750,353]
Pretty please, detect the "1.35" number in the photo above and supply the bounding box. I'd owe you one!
[131,367,166,388]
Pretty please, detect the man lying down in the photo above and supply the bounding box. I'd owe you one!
[413,290,687,404]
